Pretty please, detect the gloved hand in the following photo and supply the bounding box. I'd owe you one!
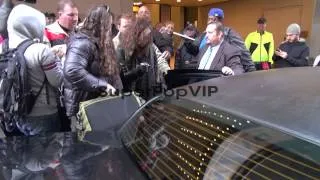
[121,63,150,84]
[120,63,129,74]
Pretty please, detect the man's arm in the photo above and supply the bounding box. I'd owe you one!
[39,44,63,88]
[226,27,256,72]
[226,55,245,75]
[184,32,205,56]
[225,45,244,75]
[225,28,246,50]
[286,46,309,66]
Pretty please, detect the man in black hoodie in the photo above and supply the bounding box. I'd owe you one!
[273,23,309,68]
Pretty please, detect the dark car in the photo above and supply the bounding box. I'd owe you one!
[0,67,319,179]
[119,67,320,179]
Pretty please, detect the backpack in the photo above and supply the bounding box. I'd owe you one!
[0,40,44,133]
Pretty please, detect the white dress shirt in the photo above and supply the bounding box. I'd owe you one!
[198,40,223,70]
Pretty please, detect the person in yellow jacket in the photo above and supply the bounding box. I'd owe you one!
[245,17,274,70]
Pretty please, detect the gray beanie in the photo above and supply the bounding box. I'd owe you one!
[286,23,301,34]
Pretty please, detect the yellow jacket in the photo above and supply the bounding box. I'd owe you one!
[245,31,274,64]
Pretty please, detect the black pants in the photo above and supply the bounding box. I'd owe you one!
[58,105,71,132]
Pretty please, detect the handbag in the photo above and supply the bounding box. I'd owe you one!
[261,62,270,70]
[77,93,142,142]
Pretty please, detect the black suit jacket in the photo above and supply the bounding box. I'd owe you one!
[196,40,244,75]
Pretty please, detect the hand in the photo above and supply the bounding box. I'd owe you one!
[98,79,116,95]
[51,46,65,59]
[159,27,166,34]
[222,66,235,76]
[105,84,116,95]
[160,51,171,60]
[275,49,288,59]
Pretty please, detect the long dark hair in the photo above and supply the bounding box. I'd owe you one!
[134,17,153,51]
[80,5,118,76]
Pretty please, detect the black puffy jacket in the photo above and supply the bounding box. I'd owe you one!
[63,32,122,117]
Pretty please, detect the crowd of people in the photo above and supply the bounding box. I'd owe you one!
[175,8,310,72]
[0,0,314,137]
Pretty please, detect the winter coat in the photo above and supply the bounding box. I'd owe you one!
[64,32,123,117]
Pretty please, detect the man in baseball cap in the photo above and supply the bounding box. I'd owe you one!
[244,17,275,70]
[208,8,224,23]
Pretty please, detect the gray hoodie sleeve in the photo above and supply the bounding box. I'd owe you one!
[39,44,63,88]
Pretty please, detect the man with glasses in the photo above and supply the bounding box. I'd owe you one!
[273,23,309,68]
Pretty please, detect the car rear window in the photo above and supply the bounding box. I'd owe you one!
[119,97,320,180]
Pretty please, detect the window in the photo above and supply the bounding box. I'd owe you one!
[120,97,320,179]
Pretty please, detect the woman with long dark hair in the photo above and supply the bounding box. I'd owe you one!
[63,5,122,131]
[119,17,158,101]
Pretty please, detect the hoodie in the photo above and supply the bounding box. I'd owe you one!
[7,4,63,117]
[273,40,310,68]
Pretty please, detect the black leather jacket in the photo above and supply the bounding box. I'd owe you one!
[63,32,122,117]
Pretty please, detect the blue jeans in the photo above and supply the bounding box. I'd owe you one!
[17,113,61,136]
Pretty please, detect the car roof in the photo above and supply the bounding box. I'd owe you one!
[181,67,320,146]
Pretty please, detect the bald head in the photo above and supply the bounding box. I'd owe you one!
[137,6,151,20]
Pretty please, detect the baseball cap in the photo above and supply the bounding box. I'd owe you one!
[257,17,267,24]
[208,8,224,19]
